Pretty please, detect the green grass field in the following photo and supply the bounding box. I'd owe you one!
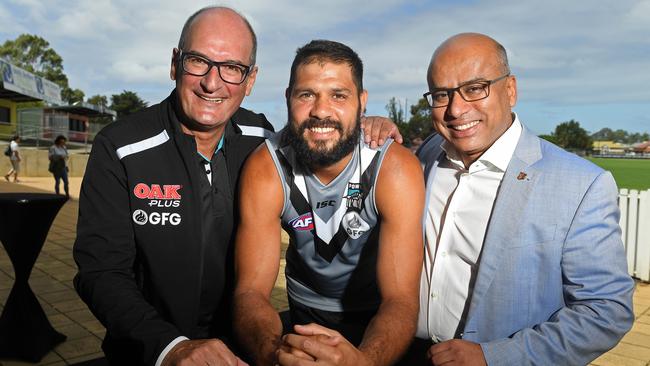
[587,158,650,191]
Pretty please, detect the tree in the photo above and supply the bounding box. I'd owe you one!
[62,88,85,105]
[552,120,592,151]
[87,94,113,126]
[631,132,650,143]
[87,94,108,108]
[385,97,405,125]
[406,97,435,142]
[385,97,435,146]
[110,90,148,118]
[0,33,83,105]
[590,127,614,141]
[590,127,649,144]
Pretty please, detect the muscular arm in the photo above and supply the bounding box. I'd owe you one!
[233,145,285,365]
[359,143,425,365]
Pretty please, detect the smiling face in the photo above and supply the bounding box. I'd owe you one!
[428,34,517,167]
[285,60,367,169]
[170,8,257,132]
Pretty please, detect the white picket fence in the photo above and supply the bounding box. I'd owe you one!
[619,189,650,282]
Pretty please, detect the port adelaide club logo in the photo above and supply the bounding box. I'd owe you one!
[132,183,182,226]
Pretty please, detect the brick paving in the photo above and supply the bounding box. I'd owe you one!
[0,178,648,365]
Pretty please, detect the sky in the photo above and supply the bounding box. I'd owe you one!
[1,0,649,135]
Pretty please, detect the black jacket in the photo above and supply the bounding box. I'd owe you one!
[73,91,273,365]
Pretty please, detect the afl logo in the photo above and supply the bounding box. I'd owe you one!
[289,213,314,231]
[133,209,148,225]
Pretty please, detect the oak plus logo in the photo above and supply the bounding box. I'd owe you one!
[132,209,181,226]
[133,183,182,208]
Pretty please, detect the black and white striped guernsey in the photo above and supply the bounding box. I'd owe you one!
[266,129,393,312]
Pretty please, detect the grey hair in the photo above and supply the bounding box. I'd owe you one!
[177,6,257,66]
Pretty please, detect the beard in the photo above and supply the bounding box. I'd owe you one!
[283,114,361,171]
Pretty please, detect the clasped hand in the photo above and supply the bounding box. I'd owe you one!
[276,324,371,366]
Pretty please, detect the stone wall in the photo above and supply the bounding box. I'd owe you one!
[0,147,88,177]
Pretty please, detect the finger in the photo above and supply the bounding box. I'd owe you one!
[289,346,316,361]
[360,117,371,142]
[369,118,383,145]
[282,333,342,361]
[208,340,239,366]
[391,125,404,144]
[312,333,341,346]
[293,323,340,338]
[236,357,250,366]
[429,344,454,366]
[282,334,312,350]
[279,341,315,361]
[297,336,341,362]
[430,351,454,366]
[360,116,369,130]
[277,349,318,366]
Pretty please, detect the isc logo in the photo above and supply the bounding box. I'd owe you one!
[133,183,182,200]
[289,213,314,231]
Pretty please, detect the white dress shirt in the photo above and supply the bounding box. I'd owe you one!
[416,115,522,341]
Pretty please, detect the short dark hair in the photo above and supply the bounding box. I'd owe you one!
[54,135,67,144]
[177,6,257,66]
[11,134,19,141]
[287,40,363,95]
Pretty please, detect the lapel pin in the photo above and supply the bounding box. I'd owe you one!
[517,172,527,180]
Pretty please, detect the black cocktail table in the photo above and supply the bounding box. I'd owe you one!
[0,193,68,362]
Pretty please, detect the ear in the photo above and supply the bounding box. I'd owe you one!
[244,66,258,96]
[170,48,179,81]
[506,75,517,107]
[359,89,368,116]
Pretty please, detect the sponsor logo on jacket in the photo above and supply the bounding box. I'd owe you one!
[289,213,314,231]
[133,183,182,207]
[132,209,181,226]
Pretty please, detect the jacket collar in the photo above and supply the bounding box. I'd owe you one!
[462,125,544,335]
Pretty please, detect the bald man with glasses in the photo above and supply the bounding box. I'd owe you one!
[399,32,634,366]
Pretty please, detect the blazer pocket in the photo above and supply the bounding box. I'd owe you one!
[507,224,557,248]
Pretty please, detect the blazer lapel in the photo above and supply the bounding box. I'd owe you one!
[463,127,543,333]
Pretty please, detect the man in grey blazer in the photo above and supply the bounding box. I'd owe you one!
[404,33,635,365]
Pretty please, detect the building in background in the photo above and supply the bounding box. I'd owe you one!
[592,140,629,156]
[0,58,115,144]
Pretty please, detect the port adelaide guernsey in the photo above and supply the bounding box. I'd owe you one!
[266,129,393,312]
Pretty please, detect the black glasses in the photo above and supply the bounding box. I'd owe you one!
[178,50,251,85]
[423,73,510,108]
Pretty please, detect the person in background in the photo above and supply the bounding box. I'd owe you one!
[4,134,21,182]
[48,135,69,198]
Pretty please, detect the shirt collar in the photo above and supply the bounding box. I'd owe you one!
[197,134,225,162]
[442,112,522,173]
